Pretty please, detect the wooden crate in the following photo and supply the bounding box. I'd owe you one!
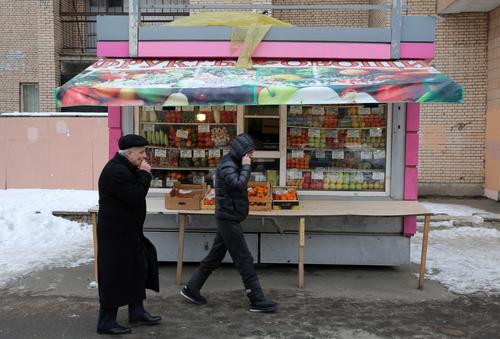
[272,186,300,210]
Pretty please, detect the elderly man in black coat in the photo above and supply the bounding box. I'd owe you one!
[96,134,161,335]
[180,133,278,313]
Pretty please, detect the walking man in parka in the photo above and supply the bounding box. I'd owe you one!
[180,133,278,313]
[96,134,161,335]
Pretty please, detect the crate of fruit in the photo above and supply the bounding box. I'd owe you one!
[272,186,300,210]
[201,187,216,210]
[247,182,272,211]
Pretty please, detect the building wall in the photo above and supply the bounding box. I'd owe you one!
[0,0,60,113]
[407,0,488,196]
[0,117,108,190]
[485,6,500,200]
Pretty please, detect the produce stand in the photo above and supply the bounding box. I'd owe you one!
[58,11,461,278]
[89,200,432,289]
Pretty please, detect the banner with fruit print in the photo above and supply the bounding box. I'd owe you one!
[55,58,463,107]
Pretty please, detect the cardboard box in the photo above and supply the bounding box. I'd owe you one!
[272,186,300,210]
[247,181,272,211]
[165,183,207,210]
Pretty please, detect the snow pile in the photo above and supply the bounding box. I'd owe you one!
[421,202,488,216]
[0,189,98,287]
[411,227,500,295]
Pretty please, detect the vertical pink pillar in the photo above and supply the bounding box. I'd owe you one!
[108,107,122,159]
[404,103,420,236]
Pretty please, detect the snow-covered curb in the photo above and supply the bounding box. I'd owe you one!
[0,189,98,288]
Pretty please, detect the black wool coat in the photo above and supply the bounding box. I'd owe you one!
[97,153,159,308]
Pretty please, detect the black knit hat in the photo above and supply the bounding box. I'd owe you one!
[118,134,148,150]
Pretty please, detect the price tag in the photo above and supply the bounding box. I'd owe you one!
[291,150,305,158]
[193,149,205,158]
[332,151,344,160]
[199,106,212,112]
[308,128,321,137]
[289,105,302,115]
[153,106,163,111]
[369,128,383,137]
[287,169,301,179]
[209,149,220,158]
[361,151,372,160]
[347,129,360,138]
[373,150,386,159]
[312,170,324,180]
[143,123,154,132]
[176,129,188,139]
[180,150,192,158]
[332,150,344,159]
[154,148,167,158]
[326,130,338,138]
[371,106,385,114]
[198,125,210,133]
[182,106,195,111]
[372,172,385,181]
[166,179,177,187]
[290,127,302,137]
[212,106,224,111]
[325,107,338,115]
[354,172,364,182]
[328,172,341,181]
[312,106,324,115]
[358,107,371,115]
[222,149,230,156]
[315,150,326,158]
[225,106,237,111]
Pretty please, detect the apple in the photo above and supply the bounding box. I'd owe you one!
[287,87,341,105]
[258,86,298,105]
[163,92,189,106]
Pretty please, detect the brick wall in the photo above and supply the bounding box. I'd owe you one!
[485,7,500,200]
[0,0,60,113]
[407,0,488,195]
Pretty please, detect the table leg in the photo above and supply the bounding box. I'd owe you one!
[91,212,98,283]
[418,214,431,289]
[298,217,305,288]
[176,214,187,286]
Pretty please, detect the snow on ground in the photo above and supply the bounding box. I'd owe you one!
[0,189,98,288]
[421,202,489,216]
[411,227,500,295]
[1,189,500,295]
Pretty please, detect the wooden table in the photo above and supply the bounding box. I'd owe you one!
[89,199,432,289]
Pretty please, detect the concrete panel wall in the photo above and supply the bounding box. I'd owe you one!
[0,117,108,190]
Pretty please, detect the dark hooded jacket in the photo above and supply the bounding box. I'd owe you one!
[214,133,255,221]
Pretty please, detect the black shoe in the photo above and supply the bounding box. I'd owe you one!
[180,285,207,305]
[97,324,132,335]
[129,311,162,325]
[249,299,278,313]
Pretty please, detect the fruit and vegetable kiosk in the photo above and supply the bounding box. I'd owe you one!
[56,14,462,275]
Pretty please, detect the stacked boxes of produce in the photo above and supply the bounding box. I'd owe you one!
[247,182,272,211]
[272,187,299,210]
[286,104,387,192]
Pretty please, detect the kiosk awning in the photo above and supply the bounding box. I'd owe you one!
[55,58,463,107]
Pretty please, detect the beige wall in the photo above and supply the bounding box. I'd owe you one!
[485,6,500,199]
[0,117,108,190]
[0,0,61,113]
[407,0,489,196]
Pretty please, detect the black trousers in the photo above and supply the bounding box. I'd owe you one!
[187,217,261,293]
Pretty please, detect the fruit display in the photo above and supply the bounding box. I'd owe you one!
[211,127,232,147]
[287,170,385,191]
[273,188,297,201]
[201,188,216,210]
[247,182,272,210]
[286,104,388,192]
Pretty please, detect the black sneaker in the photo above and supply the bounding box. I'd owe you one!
[180,285,207,305]
[249,299,278,313]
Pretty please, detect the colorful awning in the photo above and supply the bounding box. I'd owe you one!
[55,58,463,107]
